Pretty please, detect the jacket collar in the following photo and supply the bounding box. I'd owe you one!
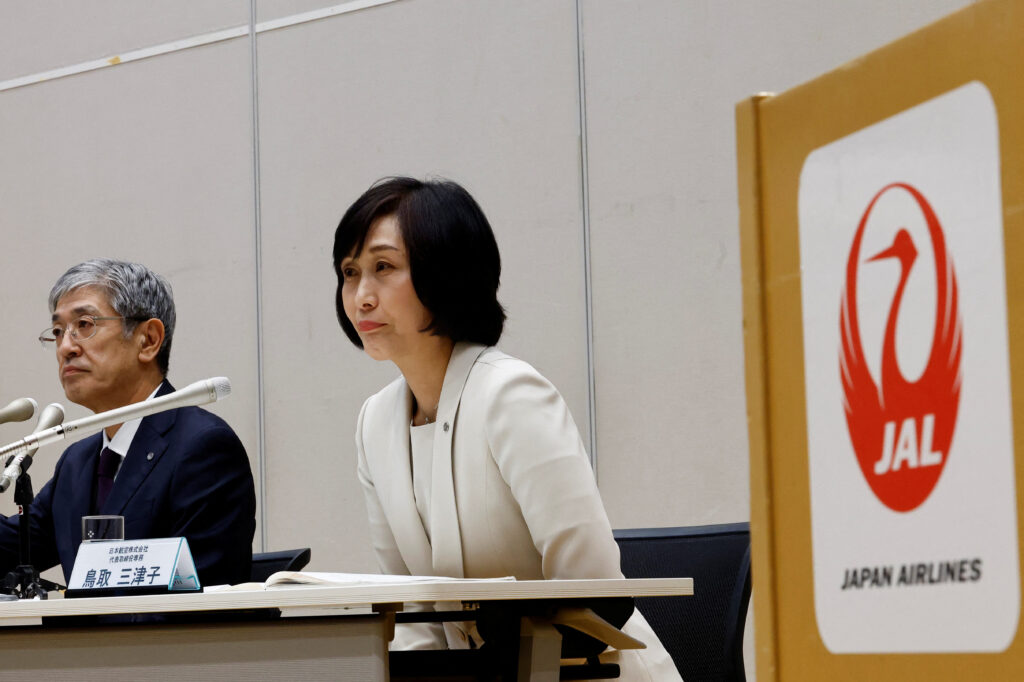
[380,343,488,578]
[428,342,487,578]
[380,385,433,576]
[98,380,176,515]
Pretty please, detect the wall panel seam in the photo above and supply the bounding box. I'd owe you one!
[575,0,599,475]
[249,0,268,552]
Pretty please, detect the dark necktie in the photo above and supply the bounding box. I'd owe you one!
[95,447,120,512]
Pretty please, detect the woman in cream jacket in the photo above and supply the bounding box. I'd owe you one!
[334,177,681,682]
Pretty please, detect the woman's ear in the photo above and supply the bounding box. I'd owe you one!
[136,318,165,364]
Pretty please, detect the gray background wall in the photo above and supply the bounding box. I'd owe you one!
[0,0,974,676]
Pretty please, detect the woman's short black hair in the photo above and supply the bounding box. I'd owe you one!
[333,176,506,348]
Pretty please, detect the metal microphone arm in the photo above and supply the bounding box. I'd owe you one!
[0,377,231,466]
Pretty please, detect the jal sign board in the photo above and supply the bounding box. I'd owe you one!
[798,81,1019,653]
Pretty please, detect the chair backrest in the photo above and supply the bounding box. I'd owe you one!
[614,523,751,682]
[250,547,312,583]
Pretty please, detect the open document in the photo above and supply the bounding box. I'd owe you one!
[207,572,515,592]
[264,572,515,588]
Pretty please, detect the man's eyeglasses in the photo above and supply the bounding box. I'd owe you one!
[39,316,129,348]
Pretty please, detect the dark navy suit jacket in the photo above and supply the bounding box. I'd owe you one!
[0,382,256,587]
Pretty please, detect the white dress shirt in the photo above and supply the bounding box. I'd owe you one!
[99,383,163,480]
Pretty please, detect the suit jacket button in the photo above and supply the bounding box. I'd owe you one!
[443,422,450,432]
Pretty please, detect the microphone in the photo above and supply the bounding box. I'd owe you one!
[0,377,231,467]
[0,403,65,492]
[0,398,36,425]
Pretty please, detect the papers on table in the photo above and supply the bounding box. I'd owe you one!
[206,572,515,592]
[264,571,515,588]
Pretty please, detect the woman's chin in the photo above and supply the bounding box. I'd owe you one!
[362,343,391,362]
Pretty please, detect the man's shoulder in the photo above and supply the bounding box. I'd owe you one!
[152,406,250,476]
[166,405,243,446]
[173,404,233,429]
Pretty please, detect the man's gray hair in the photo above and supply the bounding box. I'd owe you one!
[48,259,176,375]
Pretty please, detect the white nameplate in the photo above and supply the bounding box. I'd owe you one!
[69,537,201,593]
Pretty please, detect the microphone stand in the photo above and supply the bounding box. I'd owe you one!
[0,380,229,600]
[0,456,46,600]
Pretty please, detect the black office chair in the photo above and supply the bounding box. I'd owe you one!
[250,547,312,583]
[614,523,751,682]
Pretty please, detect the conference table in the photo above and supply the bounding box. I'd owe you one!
[0,576,692,681]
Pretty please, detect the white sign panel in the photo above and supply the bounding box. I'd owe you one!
[798,81,1018,653]
[69,537,200,592]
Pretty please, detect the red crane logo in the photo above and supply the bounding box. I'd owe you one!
[839,182,962,512]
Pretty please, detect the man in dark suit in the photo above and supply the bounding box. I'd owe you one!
[0,259,256,588]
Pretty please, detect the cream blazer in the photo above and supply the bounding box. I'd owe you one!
[355,342,681,681]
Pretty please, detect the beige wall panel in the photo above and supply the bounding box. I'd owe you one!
[0,1,248,82]
[256,0,587,571]
[0,40,261,559]
[581,0,975,530]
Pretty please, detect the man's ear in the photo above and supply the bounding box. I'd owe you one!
[136,319,165,364]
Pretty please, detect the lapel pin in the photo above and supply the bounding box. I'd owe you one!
[146,452,155,461]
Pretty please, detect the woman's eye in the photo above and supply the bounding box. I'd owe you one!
[341,267,357,279]
[375,261,393,272]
